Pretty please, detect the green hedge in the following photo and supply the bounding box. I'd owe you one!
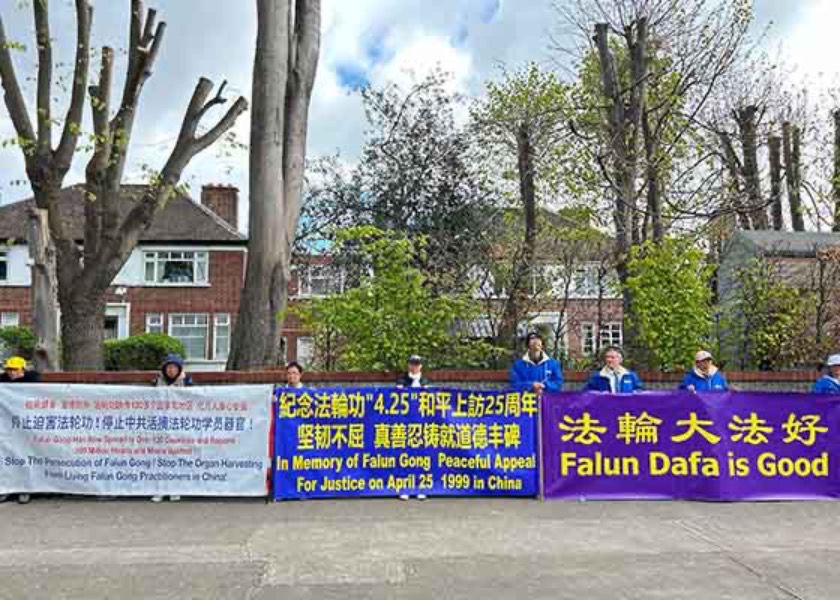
[0,326,36,360]
[104,334,186,371]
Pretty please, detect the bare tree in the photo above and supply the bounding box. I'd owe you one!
[227,0,321,369]
[0,1,247,369]
[783,121,806,231]
[833,110,840,232]
[768,135,783,230]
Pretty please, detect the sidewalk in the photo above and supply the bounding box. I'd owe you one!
[1,497,838,599]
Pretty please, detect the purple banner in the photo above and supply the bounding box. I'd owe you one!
[541,391,840,500]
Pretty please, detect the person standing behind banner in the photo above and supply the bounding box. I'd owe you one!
[0,356,38,504]
[583,347,643,393]
[812,353,840,394]
[396,355,430,389]
[151,354,192,502]
[680,350,728,392]
[283,361,305,389]
[510,331,563,394]
[396,355,429,501]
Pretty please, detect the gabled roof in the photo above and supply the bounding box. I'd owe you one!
[735,230,840,258]
[0,185,246,244]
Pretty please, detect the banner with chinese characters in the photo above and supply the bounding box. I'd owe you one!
[273,387,539,500]
[541,391,840,500]
[0,384,273,496]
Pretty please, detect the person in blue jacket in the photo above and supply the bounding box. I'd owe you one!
[583,346,643,393]
[680,350,728,392]
[812,353,840,394]
[509,331,563,393]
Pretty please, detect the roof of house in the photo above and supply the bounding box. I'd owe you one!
[734,230,840,258]
[0,185,245,245]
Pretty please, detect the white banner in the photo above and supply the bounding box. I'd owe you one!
[0,384,272,496]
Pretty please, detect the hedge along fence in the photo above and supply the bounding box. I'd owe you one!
[0,327,36,360]
[103,334,186,371]
[39,369,820,392]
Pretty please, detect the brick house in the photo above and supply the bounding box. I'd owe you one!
[0,184,246,371]
[717,230,840,368]
[285,208,626,367]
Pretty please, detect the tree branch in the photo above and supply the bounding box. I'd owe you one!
[0,12,36,150]
[33,0,53,155]
[55,0,92,172]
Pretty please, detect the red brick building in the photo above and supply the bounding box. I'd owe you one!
[0,185,246,371]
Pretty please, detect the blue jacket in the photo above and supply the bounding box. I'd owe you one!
[679,369,728,392]
[584,368,643,393]
[812,375,840,394]
[509,354,563,392]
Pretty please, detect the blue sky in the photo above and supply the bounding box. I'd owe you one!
[0,0,835,223]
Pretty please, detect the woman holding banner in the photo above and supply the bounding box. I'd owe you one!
[583,347,643,393]
[0,356,38,504]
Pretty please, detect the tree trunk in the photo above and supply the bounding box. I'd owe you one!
[228,0,320,370]
[26,206,60,371]
[59,292,106,371]
[642,110,663,242]
[832,110,840,232]
[768,135,784,231]
[782,121,805,232]
[736,106,767,230]
[498,123,538,354]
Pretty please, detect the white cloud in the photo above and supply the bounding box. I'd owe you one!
[782,0,840,88]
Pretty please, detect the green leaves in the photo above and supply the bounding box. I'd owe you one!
[294,227,502,371]
[625,238,714,371]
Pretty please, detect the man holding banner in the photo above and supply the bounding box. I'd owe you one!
[813,353,840,394]
[509,331,563,393]
[583,347,643,393]
[679,350,728,393]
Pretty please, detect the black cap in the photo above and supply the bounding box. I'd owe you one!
[408,355,423,364]
[525,331,542,343]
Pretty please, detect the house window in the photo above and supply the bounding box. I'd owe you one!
[1,312,20,328]
[581,322,624,355]
[213,314,231,361]
[0,251,7,282]
[169,313,209,360]
[298,265,344,297]
[296,336,315,366]
[143,251,209,285]
[573,266,599,298]
[145,313,164,334]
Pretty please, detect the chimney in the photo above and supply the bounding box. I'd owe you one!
[201,184,239,231]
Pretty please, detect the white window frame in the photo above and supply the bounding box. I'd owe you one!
[143,250,209,286]
[296,336,315,366]
[1,312,20,328]
[168,313,209,360]
[213,313,231,361]
[0,251,7,283]
[581,321,624,355]
[296,264,345,298]
[600,322,623,349]
[145,313,164,334]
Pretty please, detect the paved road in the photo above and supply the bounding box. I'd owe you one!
[1,497,839,599]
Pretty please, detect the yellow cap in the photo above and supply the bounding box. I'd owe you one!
[4,356,26,370]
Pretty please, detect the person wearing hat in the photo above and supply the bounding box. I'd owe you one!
[396,355,430,389]
[154,354,193,388]
[0,356,38,504]
[679,350,729,393]
[510,331,563,393]
[583,346,643,393]
[812,353,840,394]
[151,354,192,503]
[0,356,41,383]
[396,355,430,501]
